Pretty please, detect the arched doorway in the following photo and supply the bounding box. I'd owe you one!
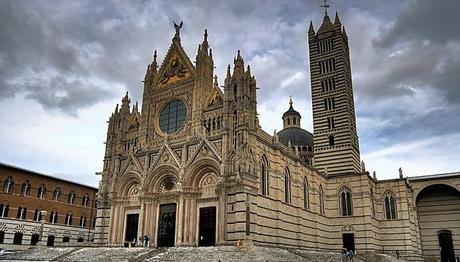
[416,184,460,262]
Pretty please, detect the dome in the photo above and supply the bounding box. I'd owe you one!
[282,105,301,119]
[277,127,313,147]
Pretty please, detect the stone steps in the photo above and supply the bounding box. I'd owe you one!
[0,246,409,262]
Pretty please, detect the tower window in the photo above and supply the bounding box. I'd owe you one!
[321,78,336,92]
[328,135,335,146]
[324,97,335,110]
[327,117,335,129]
[293,118,296,125]
[287,118,290,125]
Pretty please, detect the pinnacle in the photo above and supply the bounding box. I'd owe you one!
[334,11,341,25]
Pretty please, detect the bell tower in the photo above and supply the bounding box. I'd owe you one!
[308,9,361,175]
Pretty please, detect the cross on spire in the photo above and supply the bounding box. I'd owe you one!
[320,0,330,16]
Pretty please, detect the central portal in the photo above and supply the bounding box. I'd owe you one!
[198,206,216,246]
[157,203,177,247]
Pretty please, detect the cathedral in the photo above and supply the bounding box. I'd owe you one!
[94,11,460,262]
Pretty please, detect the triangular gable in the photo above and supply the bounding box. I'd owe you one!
[155,38,196,88]
[206,86,224,109]
[120,154,143,175]
[128,111,141,130]
[186,138,222,168]
[149,144,181,171]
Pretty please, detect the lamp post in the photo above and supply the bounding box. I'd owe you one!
[39,211,47,245]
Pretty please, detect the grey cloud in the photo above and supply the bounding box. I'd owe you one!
[376,0,460,47]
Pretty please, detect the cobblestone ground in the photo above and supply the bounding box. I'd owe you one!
[0,246,407,261]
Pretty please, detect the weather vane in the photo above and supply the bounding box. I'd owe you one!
[320,0,330,16]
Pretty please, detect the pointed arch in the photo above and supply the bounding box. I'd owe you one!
[319,184,325,215]
[383,190,397,219]
[303,177,309,209]
[3,176,14,193]
[339,185,353,216]
[284,167,291,203]
[21,180,31,196]
[260,155,269,196]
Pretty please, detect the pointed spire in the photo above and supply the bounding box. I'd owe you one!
[204,29,208,43]
[308,21,315,33]
[289,96,293,107]
[234,50,244,75]
[334,11,341,26]
[153,49,157,63]
[209,48,212,58]
[226,64,231,78]
[342,26,348,38]
[214,75,218,88]
[115,104,119,114]
[246,65,251,76]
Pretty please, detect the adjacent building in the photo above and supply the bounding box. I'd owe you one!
[0,162,97,247]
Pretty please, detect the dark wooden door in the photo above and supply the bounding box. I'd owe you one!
[342,233,355,252]
[438,230,455,262]
[47,235,55,246]
[199,207,216,246]
[157,203,176,247]
[30,234,39,246]
[124,213,139,247]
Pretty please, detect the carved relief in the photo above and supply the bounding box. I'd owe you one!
[159,55,190,86]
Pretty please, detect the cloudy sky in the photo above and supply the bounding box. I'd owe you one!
[1,0,459,187]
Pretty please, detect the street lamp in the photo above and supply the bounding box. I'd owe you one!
[39,211,47,244]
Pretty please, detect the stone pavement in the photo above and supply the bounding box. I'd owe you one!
[0,246,407,261]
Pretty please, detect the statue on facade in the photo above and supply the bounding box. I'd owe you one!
[174,21,183,37]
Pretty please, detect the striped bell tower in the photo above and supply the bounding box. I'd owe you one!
[308,10,361,175]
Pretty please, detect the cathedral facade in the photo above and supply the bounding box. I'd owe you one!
[95,13,460,262]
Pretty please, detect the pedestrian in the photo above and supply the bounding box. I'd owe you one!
[146,235,150,248]
[132,238,137,247]
[347,249,354,262]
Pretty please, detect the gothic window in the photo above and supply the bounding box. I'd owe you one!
[65,213,73,225]
[16,207,27,219]
[82,194,89,207]
[328,135,335,146]
[33,209,43,221]
[384,192,397,219]
[319,185,325,215]
[3,176,13,193]
[287,118,290,125]
[49,211,58,224]
[284,168,291,203]
[68,191,76,204]
[159,99,187,134]
[233,83,237,100]
[53,188,61,201]
[339,186,353,216]
[37,184,46,199]
[21,180,31,196]
[260,156,269,196]
[79,216,87,227]
[0,204,9,217]
[303,177,309,209]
